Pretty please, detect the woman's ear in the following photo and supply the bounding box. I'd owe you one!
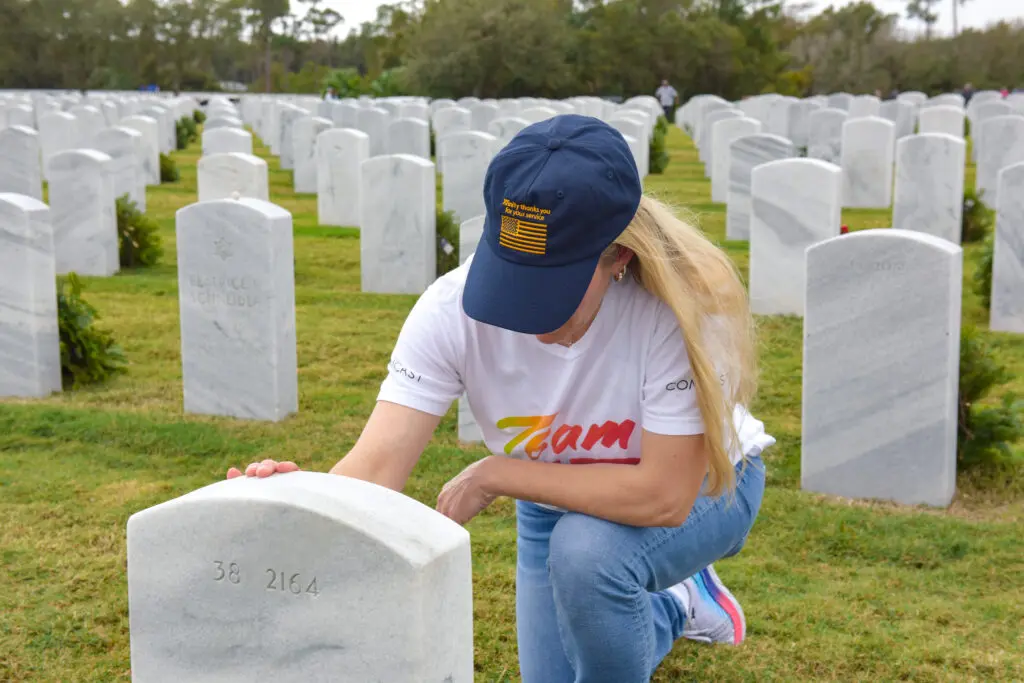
[617,246,636,269]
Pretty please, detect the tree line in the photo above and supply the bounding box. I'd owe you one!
[1,0,1021,100]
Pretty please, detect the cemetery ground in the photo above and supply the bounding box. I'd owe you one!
[1,127,1023,683]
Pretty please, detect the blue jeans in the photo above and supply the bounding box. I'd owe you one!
[515,455,766,683]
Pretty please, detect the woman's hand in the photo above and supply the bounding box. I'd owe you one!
[436,457,498,525]
[226,459,300,479]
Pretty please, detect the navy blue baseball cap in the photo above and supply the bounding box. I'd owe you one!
[462,114,642,335]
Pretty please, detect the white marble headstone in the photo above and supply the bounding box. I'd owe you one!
[316,128,369,229]
[357,107,391,157]
[970,100,1015,162]
[470,102,500,132]
[197,153,270,203]
[120,115,161,186]
[488,117,530,152]
[787,99,823,148]
[293,116,333,194]
[711,117,761,203]
[975,115,1024,207]
[726,134,796,240]
[848,95,881,119]
[990,161,1024,333]
[519,107,558,124]
[892,133,966,244]
[277,106,306,170]
[699,109,742,175]
[48,149,118,277]
[432,106,472,143]
[0,126,42,200]
[38,111,79,181]
[202,128,253,157]
[918,106,964,137]
[840,116,895,209]
[807,108,848,164]
[126,471,473,683]
[441,132,497,223]
[388,117,430,159]
[826,93,852,111]
[360,155,436,294]
[0,193,61,398]
[175,198,297,421]
[749,158,841,316]
[802,229,961,507]
[94,126,147,212]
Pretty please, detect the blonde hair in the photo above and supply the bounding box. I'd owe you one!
[606,195,757,497]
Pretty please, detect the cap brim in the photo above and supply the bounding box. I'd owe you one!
[462,235,600,335]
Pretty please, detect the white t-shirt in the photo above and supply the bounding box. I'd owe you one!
[656,85,678,107]
[377,260,774,467]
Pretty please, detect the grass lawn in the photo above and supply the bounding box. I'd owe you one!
[1,126,1022,682]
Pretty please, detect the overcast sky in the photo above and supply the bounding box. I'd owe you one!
[314,0,1021,37]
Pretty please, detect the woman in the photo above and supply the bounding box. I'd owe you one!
[228,114,774,683]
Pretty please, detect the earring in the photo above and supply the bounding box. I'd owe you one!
[614,267,626,282]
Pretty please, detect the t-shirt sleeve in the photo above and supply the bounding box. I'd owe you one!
[376,282,464,416]
[640,305,706,436]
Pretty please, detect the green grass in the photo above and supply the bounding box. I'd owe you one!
[1,128,1022,682]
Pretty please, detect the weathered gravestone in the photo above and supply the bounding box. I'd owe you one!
[918,105,964,137]
[457,215,486,445]
[197,153,270,203]
[48,149,118,277]
[120,115,161,186]
[710,117,761,204]
[277,106,306,170]
[749,158,841,316]
[990,161,1024,333]
[293,116,333,194]
[357,107,391,158]
[806,108,848,164]
[388,117,430,159]
[975,115,1024,207]
[802,229,961,507]
[840,116,895,209]
[202,128,253,157]
[360,155,436,294]
[317,128,369,229]
[94,126,146,212]
[0,194,61,399]
[892,133,966,244]
[726,134,796,240]
[126,471,473,682]
[0,126,42,200]
[441,132,497,223]
[38,111,79,181]
[176,198,297,421]
[488,117,529,152]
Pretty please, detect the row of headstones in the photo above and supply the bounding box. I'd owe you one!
[689,94,1024,205]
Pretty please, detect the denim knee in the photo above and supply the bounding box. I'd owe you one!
[547,513,634,595]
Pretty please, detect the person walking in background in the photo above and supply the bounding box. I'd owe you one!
[655,79,678,121]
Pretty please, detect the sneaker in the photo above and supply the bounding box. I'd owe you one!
[668,565,746,645]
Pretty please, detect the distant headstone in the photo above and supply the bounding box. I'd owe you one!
[202,128,253,157]
[711,117,761,203]
[840,117,895,209]
[360,154,436,294]
[488,117,530,152]
[970,100,1015,162]
[806,108,848,164]
[277,106,306,170]
[609,118,650,178]
[470,102,500,132]
[94,126,147,212]
[990,161,1024,333]
[388,117,430,159]
[48,149,118,276]
[37,111,79,181]
[197,153,270,203]
[802,229,961,507]
[204,117,243,131]
[698,109,742,175]
[398,101,430,122]
[316,128,369,228]
[0,126,42,200]
[293,116,332,194]
[878,100,916,141]
[69,105,106,145]
[0,193,61,398]
[432,106,472,144]
[786,99,823,148]
[826,93,852,111]
[126,471,473,682]
[975,115,1024,207]
[120,115,161,186]
[7,104,35,129]
[726,134,796,240]
[848,95,881,119]
[175,198,298,421]
[749,158,841,316]
[892,134,966,244]
[441,132,497,223]
[356,107,391,157]
[918,106,964,137]
[519,107,558,124]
